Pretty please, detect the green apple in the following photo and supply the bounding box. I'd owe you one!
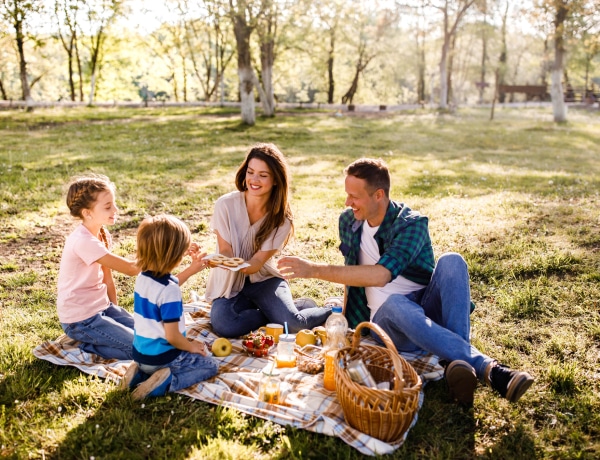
[312,326,327,346]
[212,337,233,357]
[296,329,317,347]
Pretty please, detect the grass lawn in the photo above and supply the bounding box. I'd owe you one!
[1,105,599,459]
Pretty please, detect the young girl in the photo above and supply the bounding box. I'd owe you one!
[124,214,218,400]
[205,143,331,337]
[57,175,139,360]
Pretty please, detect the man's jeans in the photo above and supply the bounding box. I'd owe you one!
[139,351,219,392]
[210,277,332,337]
[372,253,493,379]
[61,303,134,360]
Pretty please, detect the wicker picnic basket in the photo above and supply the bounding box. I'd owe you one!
[334,321,422,442]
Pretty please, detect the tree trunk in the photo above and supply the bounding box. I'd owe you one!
[75,33,84,101]
[14,15,33,107]
[239,66,256,124]
[478,10,487,104]
[172,71,179,102]
[259,63,274,116]
[259,40,275,116]
[256,1,277,117]
[498,2,508,103]
[341,66,360,105]
[439,36,449,109]
[0,77,7,100]
[417,32,426,103]
[436,0,475,110]
[551,67,567,122]
[327,28,335,104]
[182,54,188,102]
[88,72,96,105]
[232,6,256,125]
[88,25,104,106]
[550,2,568,122]
[447,32,458,108]
[67,36,76,101]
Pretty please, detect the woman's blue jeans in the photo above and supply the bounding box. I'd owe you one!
[372,253,493,379]
[210,277,332,337]
[61,303,134,360]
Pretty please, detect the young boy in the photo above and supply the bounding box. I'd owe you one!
[121,214,218,399]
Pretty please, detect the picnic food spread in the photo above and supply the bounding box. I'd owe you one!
[217,317,422,444]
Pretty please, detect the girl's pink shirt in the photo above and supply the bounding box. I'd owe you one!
[56,224,112,323]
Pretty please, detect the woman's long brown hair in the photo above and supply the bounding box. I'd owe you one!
[234,143,294,252]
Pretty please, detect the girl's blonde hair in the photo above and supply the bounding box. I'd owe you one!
[136,214,191,277]
[66,174,116,248]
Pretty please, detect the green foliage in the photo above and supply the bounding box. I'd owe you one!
[0,106,599,458]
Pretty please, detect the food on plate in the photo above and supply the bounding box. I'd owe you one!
[242,330,275,357]
[296,329,317,347]
[208,254,245,268]
[212,337,233,357]
[208,255,227,266]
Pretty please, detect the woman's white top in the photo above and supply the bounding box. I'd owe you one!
[205,191,291,301]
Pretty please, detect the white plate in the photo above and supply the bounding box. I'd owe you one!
[203,253,250,272]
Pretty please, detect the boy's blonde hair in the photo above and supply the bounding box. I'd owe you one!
[136,214,191,277]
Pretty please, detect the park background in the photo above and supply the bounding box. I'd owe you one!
[1,0,600,122]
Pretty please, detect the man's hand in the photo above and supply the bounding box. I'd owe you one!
[278,255,392,287]
[277,256,314,279]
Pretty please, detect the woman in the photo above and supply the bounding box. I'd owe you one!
[206,143,331,337]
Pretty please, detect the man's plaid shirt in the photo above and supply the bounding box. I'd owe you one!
[338,200,435,329]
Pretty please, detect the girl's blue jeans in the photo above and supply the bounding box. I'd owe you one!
[61,303,134,360]
[210,276,332,337]
[372,253,493,380]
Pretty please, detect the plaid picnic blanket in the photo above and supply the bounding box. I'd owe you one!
[33,301,443,456]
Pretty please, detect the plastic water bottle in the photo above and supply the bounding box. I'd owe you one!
[323,306,348,391]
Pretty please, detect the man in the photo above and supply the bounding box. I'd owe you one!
[277,158,533,405]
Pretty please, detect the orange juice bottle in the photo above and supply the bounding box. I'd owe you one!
[323,349,337,391]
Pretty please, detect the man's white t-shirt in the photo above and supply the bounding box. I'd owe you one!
[359,221,425,320]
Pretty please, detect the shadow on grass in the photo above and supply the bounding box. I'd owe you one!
[483,424,537,459]
[52,390,219,459]
[0,359,80,406]
[400,380,477,458]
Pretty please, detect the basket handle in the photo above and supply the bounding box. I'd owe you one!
[351,321,405,390]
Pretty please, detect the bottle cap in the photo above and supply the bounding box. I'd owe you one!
[331,306,343,314]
